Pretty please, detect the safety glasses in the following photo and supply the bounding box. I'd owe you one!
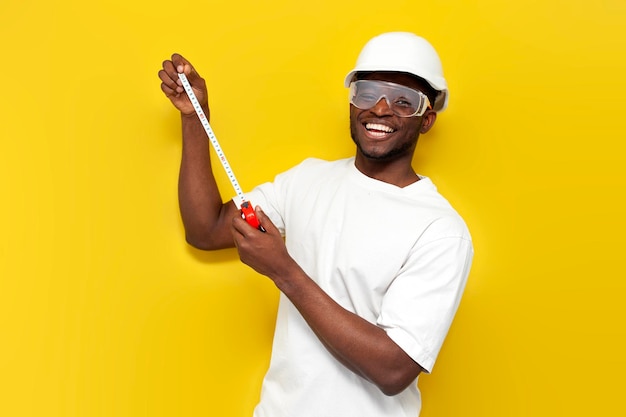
[349,80,431,117]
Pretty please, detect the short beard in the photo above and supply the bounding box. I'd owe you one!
[350,123,419,161]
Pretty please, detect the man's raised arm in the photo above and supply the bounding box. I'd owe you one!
[159,53,238,250]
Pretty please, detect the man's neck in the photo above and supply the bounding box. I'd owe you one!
[354,154,419,188]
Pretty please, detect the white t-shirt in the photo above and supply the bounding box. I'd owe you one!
[241,157,473,417]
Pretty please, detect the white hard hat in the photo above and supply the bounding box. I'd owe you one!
[344,32,449,112]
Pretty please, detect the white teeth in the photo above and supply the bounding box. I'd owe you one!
[366,123,395,133]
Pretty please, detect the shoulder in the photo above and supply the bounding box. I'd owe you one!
[402,178,473,243]
[424,215,472,244]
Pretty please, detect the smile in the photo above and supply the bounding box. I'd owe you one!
[365,123,395,138]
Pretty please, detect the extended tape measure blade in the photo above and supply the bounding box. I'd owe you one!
[177,72,264,231]
[177,72,245,200]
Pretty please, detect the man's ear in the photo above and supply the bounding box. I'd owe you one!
[419,110,437,134]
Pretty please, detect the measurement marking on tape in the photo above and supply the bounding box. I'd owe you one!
[178,73,245,201]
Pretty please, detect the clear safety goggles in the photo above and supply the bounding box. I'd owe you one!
[349,80,431,117]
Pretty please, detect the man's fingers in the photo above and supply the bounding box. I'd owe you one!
[171,54,205,86]
[171,53,197,77]
[159,80,176,96]
[254,207,279,235]
[171,53,189,70]
[159,58,186,96]
[158,68,178,91]
[231,214,253,237]
[231,206,274,236]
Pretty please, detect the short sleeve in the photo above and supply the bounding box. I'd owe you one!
[377,220,473,373]
[232,160,314,236]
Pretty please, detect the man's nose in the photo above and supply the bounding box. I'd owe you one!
[370,96,394,115]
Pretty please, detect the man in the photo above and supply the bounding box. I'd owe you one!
[159,32,473,417]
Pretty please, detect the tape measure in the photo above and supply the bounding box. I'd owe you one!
[178,72,264,232]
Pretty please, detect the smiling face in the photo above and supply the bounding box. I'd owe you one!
[349,72,435,165]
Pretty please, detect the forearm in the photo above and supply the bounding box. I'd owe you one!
[232,210,422,394]
[275,263,423,396]
[178,112,235,249]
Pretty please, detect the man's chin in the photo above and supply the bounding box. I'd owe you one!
[356,142,411,161]
[360,149,392,161]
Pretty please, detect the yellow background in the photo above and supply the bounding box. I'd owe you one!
[1,0,625,416]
